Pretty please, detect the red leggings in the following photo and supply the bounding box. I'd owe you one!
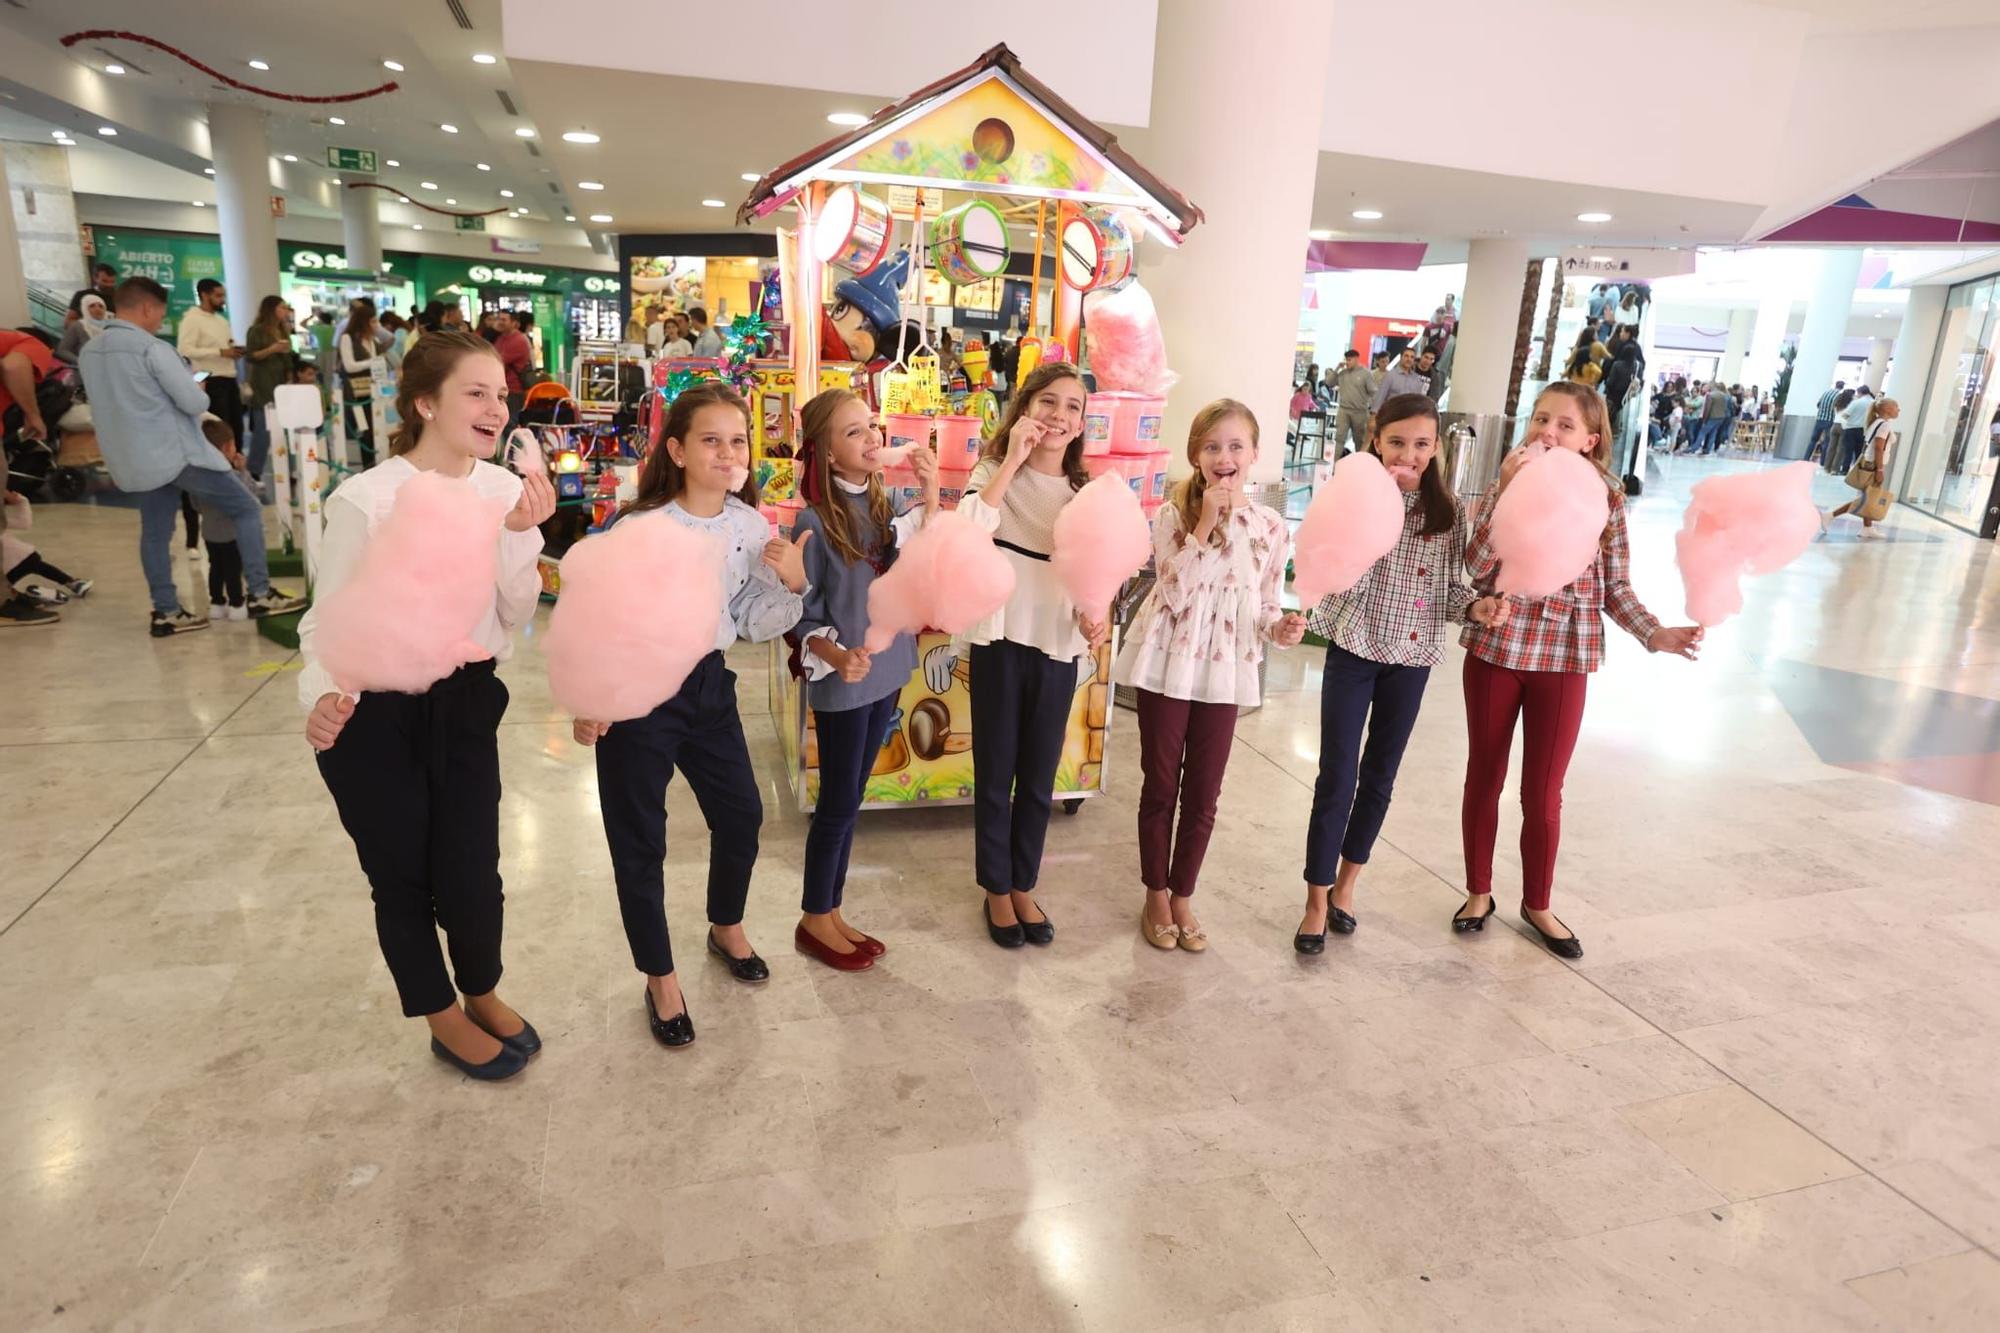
[1461,654,1588,911]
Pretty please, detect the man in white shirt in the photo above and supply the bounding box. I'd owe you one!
[688,307,725,359]
[177,278,245,433]
[1837,385,1875,473]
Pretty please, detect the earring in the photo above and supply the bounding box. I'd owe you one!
[422,410,434,420]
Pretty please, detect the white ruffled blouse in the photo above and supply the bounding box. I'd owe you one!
[1112,499,1289,706]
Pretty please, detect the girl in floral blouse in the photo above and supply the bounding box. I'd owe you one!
[1295,394,1507,955]
[1114,399,1307,952]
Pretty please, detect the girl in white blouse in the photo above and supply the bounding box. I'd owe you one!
[570,382,809,1048]
[955,363,1101,949]
[1113,400,1306,951]
[301,330,556,1081]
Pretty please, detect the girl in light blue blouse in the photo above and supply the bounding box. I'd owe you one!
[573,383,809,1048]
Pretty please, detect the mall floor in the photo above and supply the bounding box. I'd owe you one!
[1,454,1997,1331]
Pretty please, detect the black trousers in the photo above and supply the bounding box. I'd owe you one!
[968,639,1075,895]
[181,493,200,549]
[802,692,899,913]
[205,539,243,606]
[316,661,510,1017]
[1303,643,1430,884]
[204,374,243,439]
[594,651,762,976]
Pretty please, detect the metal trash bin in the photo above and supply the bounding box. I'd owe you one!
[1441,411,1513,498]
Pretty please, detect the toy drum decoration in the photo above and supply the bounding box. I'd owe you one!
[1058,207,1134,291]
[930,201,1010,285]
[814,184,893,276]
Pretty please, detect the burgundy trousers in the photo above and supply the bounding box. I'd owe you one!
[1135,689,1240,897]
[1460,654,1588,911]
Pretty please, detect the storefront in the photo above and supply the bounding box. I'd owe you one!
[280,242,415,326]
[1897,273,2000,538]
[87,230,225,339]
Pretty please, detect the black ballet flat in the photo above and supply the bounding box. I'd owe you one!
[1329,906,1357,936]
[1521,910,1584,960]
[430,1036,530,1081]
[706,929,770,983]
[1294,925,1326,955]
[1019,904,1055,947]
[1452,896,1496,933]
[467,1007,541,1058]
[984,899,1026,949]
[645,987,695,1048]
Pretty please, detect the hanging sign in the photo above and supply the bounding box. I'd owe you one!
[326,147,378,174]
[454,214,488,233]
[1560,247,1696,281]
[887,185,944,219]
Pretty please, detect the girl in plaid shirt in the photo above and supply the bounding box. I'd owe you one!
[1454,383,1702,958]
[1294,394,1508,954]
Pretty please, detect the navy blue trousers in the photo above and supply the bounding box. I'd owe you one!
[1303,643,1430,884]
[802,691,899,913]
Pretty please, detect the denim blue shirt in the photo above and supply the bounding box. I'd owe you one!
[77,318,223,492]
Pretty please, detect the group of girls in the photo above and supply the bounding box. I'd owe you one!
[300,335,1699,1082]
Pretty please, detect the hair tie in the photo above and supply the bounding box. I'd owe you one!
[794,435,823,505]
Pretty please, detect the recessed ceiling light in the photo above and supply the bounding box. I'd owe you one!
[827,111,868,126]
[411,223,423,230]
[282,153,298,162]
[1577,211,1612,223]
[476,162,490,171]
[51,130,69,139]
[382,59,404,72]
[399,196,411,203]
[103,64,125,75]
[578,180,603,190]
[741,172,761,182]
[440,123,459,134]
[588,213,611,223]
[514,127,535,138]
[191,200,205,207]
[472,53,497,65]
[248,59,270,71]
[562,130,600,144]
[328,116,345,126]
[1308,229,1333,239]
[1350,209,1383,221]
[445,198,457,205]
[701,198,725,208]
[419,180,438,190]
[385,159,399,167]
[564,214,576,222]
[96,126,116,136]
[499,189,514,198]
[203,167,215,175]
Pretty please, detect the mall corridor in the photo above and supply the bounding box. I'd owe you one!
[1,454,1996,1328]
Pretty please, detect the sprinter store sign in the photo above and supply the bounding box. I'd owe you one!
[466,263,549,288]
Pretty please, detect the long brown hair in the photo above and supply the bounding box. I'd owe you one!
[1368,392,1458,536]
[979,362,1089,491]
[387,330,500,457]
[1171,399,1258,547]
[623,381,758,517]
[798,388,895,567]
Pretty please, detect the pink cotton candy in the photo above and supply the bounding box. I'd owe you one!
[1488,447,1612,597]
[1051,472,1152,621]
[1292,451,1406,604]
[1674,461,1820,626]
[543,512,723,721]
[315,470,513,695]
[1083,281,1177,396]
[862,510,1016,651]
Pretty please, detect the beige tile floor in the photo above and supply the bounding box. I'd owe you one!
[1,457,1997,1330]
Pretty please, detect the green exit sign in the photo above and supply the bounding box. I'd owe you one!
[453,214,487,232]
[326,147,377,174]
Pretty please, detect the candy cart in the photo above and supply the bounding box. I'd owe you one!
[738,42,1201,813]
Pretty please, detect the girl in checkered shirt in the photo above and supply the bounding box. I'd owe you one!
[1452,383,1702,958]
[1293,394,1509,955]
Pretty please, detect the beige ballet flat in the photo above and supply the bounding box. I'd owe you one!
[1176,919,1209,953]
[1141,908,1180,950]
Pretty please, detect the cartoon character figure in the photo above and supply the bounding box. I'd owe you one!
[819,249,925,371]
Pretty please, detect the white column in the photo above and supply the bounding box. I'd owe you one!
[1743,286,1795,401]
[1862,336,1892,391]
[1449,237,1530,414]
[339,173,383,273]
[1716,307,1753,383]
[207,102,281,342]
[0,151,27,327]
[1883,284,1947,499]
[1776,247,1864,458]
[1142,0,1334,481]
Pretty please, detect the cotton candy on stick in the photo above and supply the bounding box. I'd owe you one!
[1083,280,1176,395]
[1292,451,1405,603]
[314,470,513,694]
[1051,472,1153,622]
[1674,460,1819,626]
[1487,447,1611,597]
[543,514,724,721]
[862,510,1016,651]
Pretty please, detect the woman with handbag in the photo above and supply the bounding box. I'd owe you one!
[1828,397,1900,537]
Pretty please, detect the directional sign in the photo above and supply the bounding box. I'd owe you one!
[326,147,377,174]
[453,214,487,232]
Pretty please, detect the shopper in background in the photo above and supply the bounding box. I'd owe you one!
[1456,383,1702,957]
[1827,396,1901,536]
[178,278,245,435]
[301,330,553,1081]
[54,293,109,366]
[1416,348,1445,403]
[687,306,725,359]
[1808,381,1846,464]
[644,307,666,355]
[1564,325,1608,387]
[1370,346,1431,416]
[67,262,117,316]
[494,309,533,422]
[1115,399,1305,953]
[1330,348,1372,454]
[659,314,693,360]
[242,296,294,482]
[1836,384,1875,473]
[1,329,63,628]
[195,417,259,620]
[77,276,306,636]
[339,302,385,468]
[1686,380,1731,455]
